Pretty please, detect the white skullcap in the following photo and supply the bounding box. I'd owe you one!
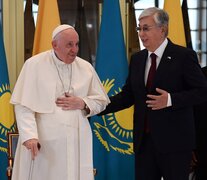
[52,24,74,39]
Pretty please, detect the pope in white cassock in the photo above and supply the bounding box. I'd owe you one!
[10,24,110,180]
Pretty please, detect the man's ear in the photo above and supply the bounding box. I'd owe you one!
[162,25,168,36]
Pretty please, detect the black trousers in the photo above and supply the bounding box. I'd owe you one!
[135,134,192,180]
[195,149,207,180]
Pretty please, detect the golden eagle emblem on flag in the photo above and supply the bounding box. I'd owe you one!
[0,84,16,153]
[93,79,134,155]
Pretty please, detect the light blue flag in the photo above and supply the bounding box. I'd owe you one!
[0,24,16,180]
[90,0,135,179]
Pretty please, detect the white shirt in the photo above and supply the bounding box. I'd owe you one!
[145,38,172,107]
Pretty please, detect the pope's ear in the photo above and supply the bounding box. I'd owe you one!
[52,40,57,49]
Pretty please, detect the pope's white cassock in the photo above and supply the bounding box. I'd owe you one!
[10,50,110,180]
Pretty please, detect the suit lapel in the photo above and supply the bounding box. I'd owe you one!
[140,50,148,92]
[153,41,175,88]
[130,49,148,93]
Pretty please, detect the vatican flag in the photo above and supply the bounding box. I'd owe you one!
[164,0,186,46]
[33,0,60,55]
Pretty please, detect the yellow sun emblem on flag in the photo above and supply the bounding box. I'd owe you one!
[0,84,16,153]
[93,79,134,155]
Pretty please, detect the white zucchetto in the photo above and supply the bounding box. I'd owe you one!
[52,24,74,39]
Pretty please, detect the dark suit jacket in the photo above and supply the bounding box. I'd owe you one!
[101,39,207,154]
[194,66,207,151]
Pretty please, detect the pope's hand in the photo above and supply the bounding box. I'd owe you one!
[23,139,41,160]
[56,94,85,110]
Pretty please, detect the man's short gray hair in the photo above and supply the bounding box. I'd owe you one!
[139,7,169,36]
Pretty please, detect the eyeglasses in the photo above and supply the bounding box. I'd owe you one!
[136,25,158,32]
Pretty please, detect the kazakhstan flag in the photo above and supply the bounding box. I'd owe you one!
[0,24,16,180]
[90,0,135,179]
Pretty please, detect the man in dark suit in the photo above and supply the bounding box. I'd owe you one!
[193,66,207,180]
[100,7,207,180]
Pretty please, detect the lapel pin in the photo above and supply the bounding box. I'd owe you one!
[167,56,172,60]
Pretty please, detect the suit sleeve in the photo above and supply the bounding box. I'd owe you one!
[99,56,135,115]
[171,49,207,109]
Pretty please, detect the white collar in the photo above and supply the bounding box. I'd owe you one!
[148,38,168,59]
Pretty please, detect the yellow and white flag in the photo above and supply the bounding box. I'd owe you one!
[163,0,186,47]
[33,0,60,55]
